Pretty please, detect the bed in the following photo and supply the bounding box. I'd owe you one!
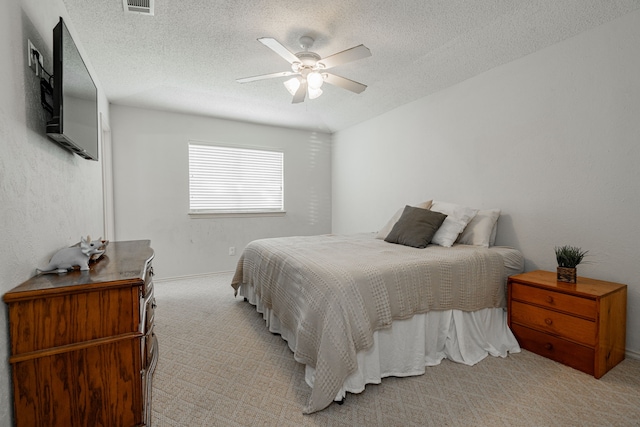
[231,202,524,414]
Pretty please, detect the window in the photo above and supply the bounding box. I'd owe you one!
[188,142,284,215]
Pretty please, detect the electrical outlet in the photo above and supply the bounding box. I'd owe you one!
[27,39,44,76]
[228,246,236,256]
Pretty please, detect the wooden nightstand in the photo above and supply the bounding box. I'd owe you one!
[508,270,626,378]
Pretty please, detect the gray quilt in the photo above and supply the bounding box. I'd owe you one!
[231,233,506,413]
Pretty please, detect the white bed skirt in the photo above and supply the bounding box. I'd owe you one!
[239,283,520,401]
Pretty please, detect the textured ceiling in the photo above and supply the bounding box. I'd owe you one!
[62,0,640,133]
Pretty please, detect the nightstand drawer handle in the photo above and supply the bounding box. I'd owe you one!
[545,343,553,351]
[544,318,553,326]
[545,295,554,304]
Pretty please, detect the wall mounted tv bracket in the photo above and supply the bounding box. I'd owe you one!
[28,41,54,115]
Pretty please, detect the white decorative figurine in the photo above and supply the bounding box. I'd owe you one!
[38,235,109,274]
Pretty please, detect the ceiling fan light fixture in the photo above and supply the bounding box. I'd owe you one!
[307,71,324,89]
[284,77,301,96]
[308,87,323,100]
[238,37,371,103]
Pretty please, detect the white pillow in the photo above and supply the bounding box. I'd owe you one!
[375,200,433,239]
[489,220,498,246]
[430,201,479,247]
[457,209,501,247]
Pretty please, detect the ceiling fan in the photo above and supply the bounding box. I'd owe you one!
[236,36,371,103]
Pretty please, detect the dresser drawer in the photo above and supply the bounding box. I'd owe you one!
[143,263,154,294]
[511,323,595,376]
[139,279,155,334]
[510,300,596,346]
[142,326,156,368]
[510,282,596,319]
[146,330,157,369]
[145,295,156,333]
[141,332,158,427]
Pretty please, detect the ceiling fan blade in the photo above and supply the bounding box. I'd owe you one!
[236,71,298,83]
[292,80,307,104]
[318,45,371,69]
[258,37,300,64]
[323,73,367,94]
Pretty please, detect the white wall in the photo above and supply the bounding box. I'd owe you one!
[0,0,108,424]
[110,105,332,279]
[333,10,640,356]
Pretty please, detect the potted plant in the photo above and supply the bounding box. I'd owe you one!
[555,245,589,283]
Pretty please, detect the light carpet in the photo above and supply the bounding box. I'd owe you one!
[151,273,640,426]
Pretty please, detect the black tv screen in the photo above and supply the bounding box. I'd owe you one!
[46,18,99,161]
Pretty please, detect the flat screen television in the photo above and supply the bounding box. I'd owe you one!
[46,17,99,161]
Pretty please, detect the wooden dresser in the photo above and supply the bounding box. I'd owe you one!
[3,240,158,427]
[508,270,626,378]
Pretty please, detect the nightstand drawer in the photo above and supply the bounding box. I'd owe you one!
[510,282,596,319]
[511,324,595,376]
[510,300,596,346]
[508,270,626,379]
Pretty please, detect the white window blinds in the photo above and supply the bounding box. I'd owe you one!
[188,142,284,213]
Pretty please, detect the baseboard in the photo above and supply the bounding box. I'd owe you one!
[154,270,234,283]
[626,348,640,360]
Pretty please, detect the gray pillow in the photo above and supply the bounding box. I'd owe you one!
[385,205,447,248]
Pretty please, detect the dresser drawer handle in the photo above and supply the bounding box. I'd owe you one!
[544,318,553,326]
[544,343,553,351]
[545,295,554,304]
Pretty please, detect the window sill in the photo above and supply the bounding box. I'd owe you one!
[188,211,286,219]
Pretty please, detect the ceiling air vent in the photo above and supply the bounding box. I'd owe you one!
[123,0,154,15]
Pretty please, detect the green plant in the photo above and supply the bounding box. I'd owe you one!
[555,245,589,268]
